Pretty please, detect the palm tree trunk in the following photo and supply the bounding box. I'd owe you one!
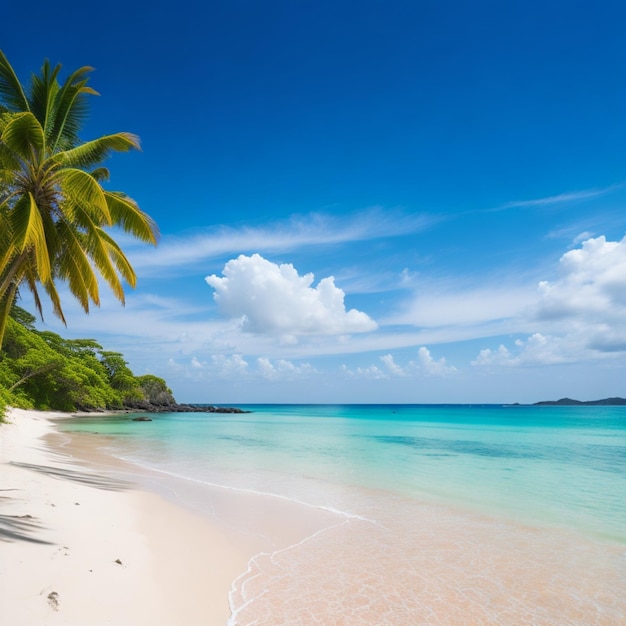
[0,281,18,351]
[0,252,28,298]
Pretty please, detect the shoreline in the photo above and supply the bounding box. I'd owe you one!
[0,407,339,625]
[3,407,625,624]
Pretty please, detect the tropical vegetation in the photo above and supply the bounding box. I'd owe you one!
[0,49,158,350]
[0,305,174,420]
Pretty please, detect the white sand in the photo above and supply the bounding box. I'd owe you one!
[0,408,257,625]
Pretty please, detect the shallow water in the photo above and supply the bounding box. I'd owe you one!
[61,405,626,624]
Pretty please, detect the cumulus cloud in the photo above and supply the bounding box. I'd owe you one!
[536,235,626,323]
[532,235,626,353]
[345,347,457,379]
[342,364,388,379]
[210,354,250,376]
[415,346,458,376]
[256,357,317,380]
[380,354,406,376]
[169,353,316,382]
[472,333,574,367]
[205,254,377,336]
[474,235,626,366]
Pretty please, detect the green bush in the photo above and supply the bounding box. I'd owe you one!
[0,307,174,413]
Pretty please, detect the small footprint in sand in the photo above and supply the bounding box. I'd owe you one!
[47,591,59,611]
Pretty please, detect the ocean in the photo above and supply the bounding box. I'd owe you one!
[59,404,626,624]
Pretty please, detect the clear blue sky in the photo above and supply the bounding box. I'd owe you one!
[4,0,626,403]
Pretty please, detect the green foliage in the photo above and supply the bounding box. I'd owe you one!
[0,388,7,422]
[99,351,143,403]
[136,374,175,406]
[0,305,174,412]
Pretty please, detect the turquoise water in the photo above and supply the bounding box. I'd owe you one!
[61,404,626,543]
[60,404,626,624]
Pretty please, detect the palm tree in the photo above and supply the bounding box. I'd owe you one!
[0,50,158,349]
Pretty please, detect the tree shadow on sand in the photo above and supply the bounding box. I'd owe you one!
[9,462,131,491]
[0,513,53,544]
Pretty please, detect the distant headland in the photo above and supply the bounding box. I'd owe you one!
[533,397,626,406]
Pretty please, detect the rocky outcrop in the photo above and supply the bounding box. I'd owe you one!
[122,400,250,413]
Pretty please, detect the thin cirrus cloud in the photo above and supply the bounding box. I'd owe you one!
[127,209,437,273]
[205,253,377,336]
[495,184,623,211]
[383,284,536,329]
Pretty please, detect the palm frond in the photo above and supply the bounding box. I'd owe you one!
[90,167,110,182]
[105,191,158,244]
[1,111,45,158]
[0,50,29,111]
[50,132,140,169]
[0,139,22,172]
[55,219,100,310]
[40,273,67,325]
[66,204,125,302]
[56,168,111,225]
[84,224,125,302]
[22,266,47,321]
[49,66,97,151]
[96,228,137,287]
[8,193,51,283]
[29,60,61,139]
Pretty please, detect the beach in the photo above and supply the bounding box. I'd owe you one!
[0,408,335,625]
[0,408,241,624]
[1,405,625,625]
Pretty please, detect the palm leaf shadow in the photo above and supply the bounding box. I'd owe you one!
[9,461,131,491]
[0,513,52,544]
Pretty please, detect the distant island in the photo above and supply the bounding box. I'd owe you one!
[533,397,626,406]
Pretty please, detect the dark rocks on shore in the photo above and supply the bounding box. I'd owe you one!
[122,400,250,414]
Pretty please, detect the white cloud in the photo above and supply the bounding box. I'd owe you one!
[256,357,316,380]
[472,334,573,367]
[532,235,626,353]
[346,347,457,379]
[572,231,594,245]
[385,285,534,328]
[211,354,249,376]
[380,354,406,376]
[129,209,436,272]
[168,353,317,382]
[342,364,388,379]
[536,235,626,323]
[415,346,458,376]
[499,185,621,210]
[474,235,626,366]
[205,253,377,336]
